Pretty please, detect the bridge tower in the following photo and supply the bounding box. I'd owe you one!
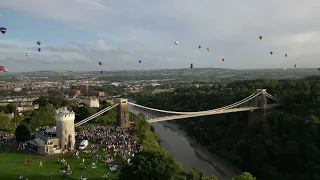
[256,89,267,113]
[116,98,130,129]
[248,89,268,127]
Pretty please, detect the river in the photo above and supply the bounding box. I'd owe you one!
[128,99,240,179]
[152,122,240,180]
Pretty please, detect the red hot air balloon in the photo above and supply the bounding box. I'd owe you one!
[99,62,102,66]
[0,66,4,71]
[37,41,41,45]
[222,58,224,61]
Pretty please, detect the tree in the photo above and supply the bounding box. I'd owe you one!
[186,168,218,180]
[6,104,18,114]
[15,124,30,142]
[131,114,151,142]
[232,172,257,180]
[29,106,56,130]
[0,113,14,133]
[73,104,95,123]
[119,149,183,180]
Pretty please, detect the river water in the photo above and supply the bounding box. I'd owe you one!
[152,122,238,180]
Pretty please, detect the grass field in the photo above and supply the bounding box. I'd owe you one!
[0,145,122,180]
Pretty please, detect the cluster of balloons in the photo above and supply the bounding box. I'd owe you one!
[0,27,8,72]
[259,36,292,70]
[175,41,224,69]
[25,41,42,56]
[0,66,8,73]
[1,27,45,72]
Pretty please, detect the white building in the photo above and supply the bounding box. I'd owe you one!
[55,108,76,150]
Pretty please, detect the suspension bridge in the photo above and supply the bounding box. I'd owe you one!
[74,89,280,128]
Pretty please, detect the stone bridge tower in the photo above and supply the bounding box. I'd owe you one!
[248,89,268,127]
[116,98,130,129]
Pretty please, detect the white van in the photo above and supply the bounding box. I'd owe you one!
[79,140,89,150]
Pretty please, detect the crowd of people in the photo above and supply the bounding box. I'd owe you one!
[76,126,141,164]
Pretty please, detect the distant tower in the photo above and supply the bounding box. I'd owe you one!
[55,107,76,150]
[89,97,100,108]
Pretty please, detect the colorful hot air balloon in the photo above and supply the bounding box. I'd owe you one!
[175,41,178,45]
[0,27,7,35]
[37,41,41,45]
[285,54,288,57]
[270,51,273,55]
[198,46,201,49]
[4,69,8,72]
[0,66,4,71]
[26,53,29,56]
[99,62,102,66]
[138,60,142,63]
[222,58,224,62]
[283,67,286,71]
[259,36,263,40]
[38,48,41,52]
[190,63,193,69]
[207,48,210,51]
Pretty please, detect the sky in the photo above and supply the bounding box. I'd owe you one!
[0,0,320,72]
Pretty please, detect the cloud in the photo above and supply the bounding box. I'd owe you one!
[1,0,320,71]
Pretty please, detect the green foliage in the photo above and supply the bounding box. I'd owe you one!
[28,106,56,131]
[232,172,256,180]
[136,79,320,180]
[186,168,218,180]
[119,149,183,180]
[71,103,95,123]
[33,90,70,108]
[0,113,15,133]
[15,124,31,142]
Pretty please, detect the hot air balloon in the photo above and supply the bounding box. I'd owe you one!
[285,54,288,57]
[4,69,8,72]
[198,46,201,49]
[207,48,210,51]
[0,66,4,71]
[190,63,193,69]
[259,36,262,40]
[38,48,41,52]
[175,41,178,45]
[99,62,102,66]
[294,64,297,68]
[138,60,142,63]
[270,51,273,55]
[0,27,7,35]
[26,53,29,56]
[283,67,286,71]
[37,41,41,45]
[222,58,224,62]
[101,71,104,74]
[318,68,320,71]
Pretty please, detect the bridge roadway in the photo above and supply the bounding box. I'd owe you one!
[147,107,259,123]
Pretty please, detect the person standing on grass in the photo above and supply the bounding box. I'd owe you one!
[39,161,43,167]
[24,157,27,164]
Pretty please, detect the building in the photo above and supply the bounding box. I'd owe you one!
[89,97,99,108]
[55,108,76,150]
[69,89,81,97]
[91,91,105,97]
[25,108,76,155]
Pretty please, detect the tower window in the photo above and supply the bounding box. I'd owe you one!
[64,130,67,134]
